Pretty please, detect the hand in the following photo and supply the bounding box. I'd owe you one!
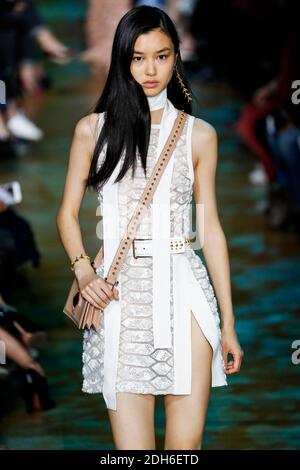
[221,325,244,375]
[36,28,72,63]
[74,261,119,310]
[253,79,278,107]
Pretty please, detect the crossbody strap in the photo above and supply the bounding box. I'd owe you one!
[102,110,187,289]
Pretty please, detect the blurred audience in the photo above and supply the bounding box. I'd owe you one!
[0,185,54,413]
[0,297,55,414]
[0,0,71,148]
[80,0,198,75]
[232,1,300,231]
[135,0,198,61]
[187,0,300,234]
[80,0,131,77]
[0,193,41,303]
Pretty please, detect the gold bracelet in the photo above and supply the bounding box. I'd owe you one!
[70,253,91,271]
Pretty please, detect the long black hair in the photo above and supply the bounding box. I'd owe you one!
[87,5,193,192]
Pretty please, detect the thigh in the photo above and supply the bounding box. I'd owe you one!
[107,392,156,450]
[164,310,213,450]
[0,326,31,367]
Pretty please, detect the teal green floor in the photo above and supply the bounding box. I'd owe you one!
[0,1,300,449]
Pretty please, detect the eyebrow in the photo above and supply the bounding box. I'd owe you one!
[133,47,172,54]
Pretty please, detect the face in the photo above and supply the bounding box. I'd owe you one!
[130,28,177,96]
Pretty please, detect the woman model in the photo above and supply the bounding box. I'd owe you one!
[56,6,243,450]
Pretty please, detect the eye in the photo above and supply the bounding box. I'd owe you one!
[158,54,167,60]
[133,56,142,62]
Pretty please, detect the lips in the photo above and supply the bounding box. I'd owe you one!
[143,81,159,88]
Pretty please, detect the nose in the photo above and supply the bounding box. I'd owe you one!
[145,60,156,76]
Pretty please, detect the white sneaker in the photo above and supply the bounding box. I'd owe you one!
[6,110,44,141]
[248,163,268,185]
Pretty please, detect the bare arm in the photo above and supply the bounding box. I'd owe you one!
[192,118,243,374]
[56,113,98,262]
[56,113,118,308]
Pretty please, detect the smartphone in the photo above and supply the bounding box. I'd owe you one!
[0,181,22,205]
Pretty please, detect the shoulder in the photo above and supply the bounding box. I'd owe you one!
[73,112,101,140]
[190,116,218,168]
[72,112,102,155]
[191,115,217,147]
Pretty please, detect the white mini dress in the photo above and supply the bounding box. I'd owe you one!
[82,99,228,411]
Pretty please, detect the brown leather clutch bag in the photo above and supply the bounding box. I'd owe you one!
[63,245,105,330]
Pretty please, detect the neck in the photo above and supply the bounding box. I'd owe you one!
[147,87,167,111]
[147,87,167,125]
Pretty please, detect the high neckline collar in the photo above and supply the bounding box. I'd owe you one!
[147,87,167,111]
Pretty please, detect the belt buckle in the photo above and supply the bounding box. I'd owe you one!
[170,236,185,253]
[132,238,152,259]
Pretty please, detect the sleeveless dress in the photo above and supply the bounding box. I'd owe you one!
[82,104,228,411]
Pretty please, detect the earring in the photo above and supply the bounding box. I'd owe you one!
[175,65,192,102]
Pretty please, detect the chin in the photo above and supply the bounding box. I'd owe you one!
[144,87,164,96]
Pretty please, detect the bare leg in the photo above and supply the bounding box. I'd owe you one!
[0,113,10,140]
[107,392,156,450]
[12,320,47,348]
[81,0,131,75]
[163,311,213,450]
[5,100,18,120]
[0,327,45,376]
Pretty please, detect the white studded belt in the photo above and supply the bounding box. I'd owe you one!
[132,236,194,259]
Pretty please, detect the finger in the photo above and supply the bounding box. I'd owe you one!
[81,292,103,309]
[85,278,112,304]
[225,361,236,373]
[89,279,117,306]
[227,357,242,373]
[99,287,112,304]
[232,351,243,367]
[83,286,106,309]
[92,283,111,305]
[113,287,119,300]
[100,280,115,300]
[95,279,118,302]
[222,349,230,368]
[82,291,103,309]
